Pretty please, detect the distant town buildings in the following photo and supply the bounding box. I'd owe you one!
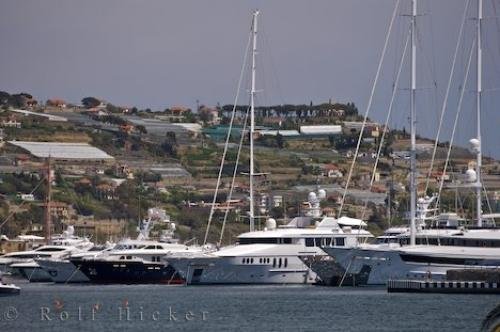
[46,98,67,108]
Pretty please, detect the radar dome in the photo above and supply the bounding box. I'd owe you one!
[308,192,317,202]
[469,138,481,154]
[318,189,327,200]
[466,169,477,182]
[63,225,75,237]
[265,218,277,230]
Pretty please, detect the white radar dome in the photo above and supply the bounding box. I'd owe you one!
[318,189,327,200]
[308,192,317,202]
[265,218,277,230]
[466,169,477,183]
[469,138,481,154]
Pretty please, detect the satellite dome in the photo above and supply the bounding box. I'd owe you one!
[308,192,317,202]
[265,218,277,230]
[466,169,477,182]
[469,138,481,154]
[318,189,327,199]
[63,225,75,237]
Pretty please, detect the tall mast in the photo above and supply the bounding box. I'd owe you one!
[409,0,417,246]
[45,156,52,244]
[249,10,259,232]
[476,0,483,227]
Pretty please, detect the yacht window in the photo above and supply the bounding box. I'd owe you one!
[315,238,323,247]
[305,238,314,247]
[259,258,262,264]
[239,238,279,244]
[284,258,288,268]
[336,238,345,246]
[273,258,276,268]
[250,258,254,264]
[283,238,292,244]
[278,258,282,268]
[145,245,156,249]
[326,238,332,246]
[10,254,33,259]
[242,258,245,264]
[36,247,66,252]
[120,256,125,260]
[126,256,132,260]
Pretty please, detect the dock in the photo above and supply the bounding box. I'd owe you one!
[387,279,500,294]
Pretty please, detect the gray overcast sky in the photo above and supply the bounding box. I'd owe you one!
[0,0,499,158]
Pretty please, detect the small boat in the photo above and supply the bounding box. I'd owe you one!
[0,274,20,296]
[0,282,20,296]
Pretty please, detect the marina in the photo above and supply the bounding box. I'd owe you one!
[0,0,499,330]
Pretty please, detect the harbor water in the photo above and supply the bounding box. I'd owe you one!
[0,283,498,331]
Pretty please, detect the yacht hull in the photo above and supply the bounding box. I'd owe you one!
[323,246,500,285]
[72,259,183,284]
[36,259,89,283]
[0,284,20,296]
[14,266,53,282]
[299,255,370,286]
[168,255,316,285]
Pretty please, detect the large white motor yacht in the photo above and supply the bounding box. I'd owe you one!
[166,216,373,285]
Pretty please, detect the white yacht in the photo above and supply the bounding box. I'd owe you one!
[0,226,94,282]
[36,245,112,283]
[166,216,373,285]
[5,245,88,282]
[323,242,500,285]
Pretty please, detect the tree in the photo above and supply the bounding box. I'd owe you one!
[0,91,10,105]
[106,103,121,113]
[81,97,101,108]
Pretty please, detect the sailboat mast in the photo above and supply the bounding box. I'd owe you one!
[45,156,52,244]
[476,0,483,227]
[409,0,417,246]
[249,10,259,232]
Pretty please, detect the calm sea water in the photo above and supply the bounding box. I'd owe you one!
[0,282,498,331]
